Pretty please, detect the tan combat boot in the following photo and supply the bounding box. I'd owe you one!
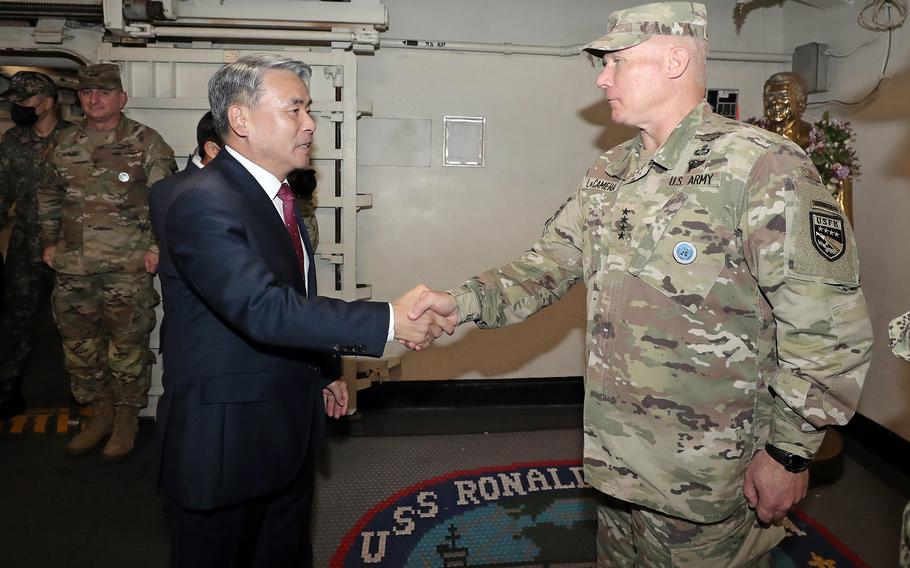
[66,398,114,456]
[101,405,140,462]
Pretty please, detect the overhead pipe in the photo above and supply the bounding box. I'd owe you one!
[380,38,583,57]
[148,26,361,43]
[138,28,791,64]
[380,38,791,64]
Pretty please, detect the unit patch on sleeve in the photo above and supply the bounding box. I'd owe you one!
[809,210,845,262]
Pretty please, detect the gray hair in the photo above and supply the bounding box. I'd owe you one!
[208,53,312,137]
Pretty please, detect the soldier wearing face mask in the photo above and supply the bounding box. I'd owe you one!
[0,71,73,420]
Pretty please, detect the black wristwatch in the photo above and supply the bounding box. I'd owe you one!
[764,443,811,473]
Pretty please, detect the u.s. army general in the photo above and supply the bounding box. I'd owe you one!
[409,2,874,565]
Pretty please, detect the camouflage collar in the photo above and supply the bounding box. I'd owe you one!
[76,113,130,141]
[652,101,711,171]
[603,101,712,179]
[19,117,73,141]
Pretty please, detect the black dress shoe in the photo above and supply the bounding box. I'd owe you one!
[0,392,26,421]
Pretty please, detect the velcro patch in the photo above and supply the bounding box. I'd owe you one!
[784,178,858,286]
[809,210,846,262]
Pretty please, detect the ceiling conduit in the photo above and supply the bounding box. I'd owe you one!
[379,38,791,64]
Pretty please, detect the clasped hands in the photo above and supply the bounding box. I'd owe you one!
[391,284,459,350]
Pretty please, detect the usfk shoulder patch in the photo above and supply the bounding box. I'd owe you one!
[810,210,846,262]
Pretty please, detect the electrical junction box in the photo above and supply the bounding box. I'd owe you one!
[793,42,829,94]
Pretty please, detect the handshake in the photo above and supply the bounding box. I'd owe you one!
[391,284,460,351]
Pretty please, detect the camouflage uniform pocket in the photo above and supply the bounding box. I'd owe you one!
[628,191,732,313]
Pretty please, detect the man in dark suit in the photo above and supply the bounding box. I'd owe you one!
[149,110,222,282]
[155,53,449,568]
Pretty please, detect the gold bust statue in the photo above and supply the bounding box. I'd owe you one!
[762,72,812,149]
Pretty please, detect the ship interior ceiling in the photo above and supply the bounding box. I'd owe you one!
[1,0,910,566]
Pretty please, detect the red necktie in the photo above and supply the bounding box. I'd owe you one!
[276,182,307,283]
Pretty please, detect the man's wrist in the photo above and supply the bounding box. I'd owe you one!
[764,443,811,473]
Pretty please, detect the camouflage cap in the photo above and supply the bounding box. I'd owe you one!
[584,2,708,55]
[77,63,123,91]
[0,71,58,102]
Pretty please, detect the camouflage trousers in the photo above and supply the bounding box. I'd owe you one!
[52,272,158,408]
[0,243,54,397]
[596,495,784,567]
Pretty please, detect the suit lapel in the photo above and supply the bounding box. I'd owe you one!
[215,152,309,293]
[297,213,317,297]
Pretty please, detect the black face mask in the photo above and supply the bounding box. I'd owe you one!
[10,104,39,128]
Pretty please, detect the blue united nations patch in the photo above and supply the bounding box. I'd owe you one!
[672,242,697,265]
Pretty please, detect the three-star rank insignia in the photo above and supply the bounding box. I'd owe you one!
[810,210,846,261]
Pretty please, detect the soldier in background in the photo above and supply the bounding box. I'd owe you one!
[408,2,873,565]
[38,63,176,461]
[0,71,73,420]
[287,167,319,249]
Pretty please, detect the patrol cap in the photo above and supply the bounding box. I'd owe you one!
[77,63,123,91]
[583,2,708,56]
[0,71,58,102]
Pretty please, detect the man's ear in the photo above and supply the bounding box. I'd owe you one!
[667,45,691,80]
[203,140,221,161]
[118,91,129,111]
[227,104,249,138]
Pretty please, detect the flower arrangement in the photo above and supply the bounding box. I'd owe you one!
[744,112,861,194]
[806,113,861,188]
[743,116,771,129]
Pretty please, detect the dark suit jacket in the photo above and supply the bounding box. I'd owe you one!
[149,159,200,279]
[155,150,388,510]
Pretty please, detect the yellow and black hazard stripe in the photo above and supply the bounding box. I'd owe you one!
[0,407,91,435]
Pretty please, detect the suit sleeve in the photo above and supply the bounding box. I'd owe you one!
[148,176,172,244]
[166,184,389,356]
[144,131,178,255]
[741,144,873,459]
[320,355,343,386]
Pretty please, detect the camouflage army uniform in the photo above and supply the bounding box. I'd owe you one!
[889,311,910,568]
[451,102,873,564]
[0,119,72,398]
[297,198,319,250]
[38,115,176,408]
